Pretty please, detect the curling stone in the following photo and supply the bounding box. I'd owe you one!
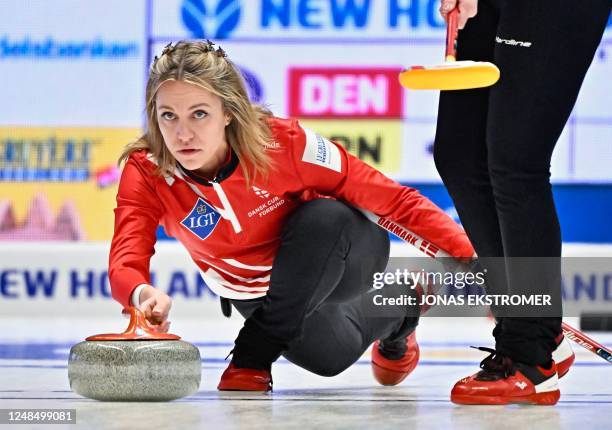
[68,307,201,401]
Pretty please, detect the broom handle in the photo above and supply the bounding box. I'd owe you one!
[445,8,459,61]
[562,322,612,364]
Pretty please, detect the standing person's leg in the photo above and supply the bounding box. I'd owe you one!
[450,0,610,406]
[434,0,509,337]
[230,199,418,375]
[486,0,611,366]
[434,0,502,259]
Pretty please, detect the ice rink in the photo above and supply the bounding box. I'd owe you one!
[2,314,611,429]
[2,1,610,428]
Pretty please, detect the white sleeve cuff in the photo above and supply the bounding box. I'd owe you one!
[130,284,148,307]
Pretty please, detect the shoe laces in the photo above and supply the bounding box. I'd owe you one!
[471,346,516,380]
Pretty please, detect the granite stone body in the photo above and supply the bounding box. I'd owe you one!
[68,340,201,401]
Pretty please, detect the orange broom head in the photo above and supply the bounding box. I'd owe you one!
[399,60,500,91]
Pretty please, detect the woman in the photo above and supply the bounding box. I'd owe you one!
[435,0,609,405]
[109,40,474,391]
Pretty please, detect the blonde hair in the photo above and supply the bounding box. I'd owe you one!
[119,40,272,184]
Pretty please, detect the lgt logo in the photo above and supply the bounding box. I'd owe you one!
[182,0,242,39]
[181,198,222,239]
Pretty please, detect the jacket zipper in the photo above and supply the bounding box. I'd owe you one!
[211,179,242,234]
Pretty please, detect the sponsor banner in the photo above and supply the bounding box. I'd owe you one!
[158,0,612,41]
[156,0,451,41]
[0,1,142,60]
[288,67,403,118]
[0,242,220,318]
[0,127,141,241]
[299,119,402,173]
[0,0,144,127]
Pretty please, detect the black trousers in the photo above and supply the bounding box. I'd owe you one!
[230,199,419,376]
[434,0,611,365]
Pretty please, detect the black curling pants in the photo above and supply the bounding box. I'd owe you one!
[230,199,419,376]
[434,0,611,365]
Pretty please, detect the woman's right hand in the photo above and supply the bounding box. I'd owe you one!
[138,285,172,333]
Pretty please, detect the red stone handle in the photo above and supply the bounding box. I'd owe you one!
[86,307,180,341]
[445,8,459,61]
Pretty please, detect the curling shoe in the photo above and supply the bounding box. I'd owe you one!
[371,331,420,386]
[451,347,560,405]
[552,333,575,378]
[217,362,272,392]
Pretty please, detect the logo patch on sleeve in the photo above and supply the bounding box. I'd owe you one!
[180,198,221,240]
[302,127,342,172]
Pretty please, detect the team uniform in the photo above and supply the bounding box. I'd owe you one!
[110,117,473,306]
[108,116,474,388]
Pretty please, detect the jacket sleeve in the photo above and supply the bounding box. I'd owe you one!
[108,153,163,308]
[286,120,475,259]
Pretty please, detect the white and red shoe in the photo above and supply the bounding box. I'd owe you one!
[451,347,560,405]
[552,333,575,378]
[487,314,575,378]
[371,331,420,386]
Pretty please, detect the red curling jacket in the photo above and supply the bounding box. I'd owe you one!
[109,117,474,307]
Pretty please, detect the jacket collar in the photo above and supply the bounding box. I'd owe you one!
[177,148,239,186]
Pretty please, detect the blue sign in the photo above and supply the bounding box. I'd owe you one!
[0,36,138,59]
[182,0,242,39]
[180,0,451,39]
[259,0,444,29]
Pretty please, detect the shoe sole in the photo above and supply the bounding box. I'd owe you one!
[218,379,272,392]
[451,390,560,406]
[372,350,420,386]
[372,361,415,386]
[218,383,272,392]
